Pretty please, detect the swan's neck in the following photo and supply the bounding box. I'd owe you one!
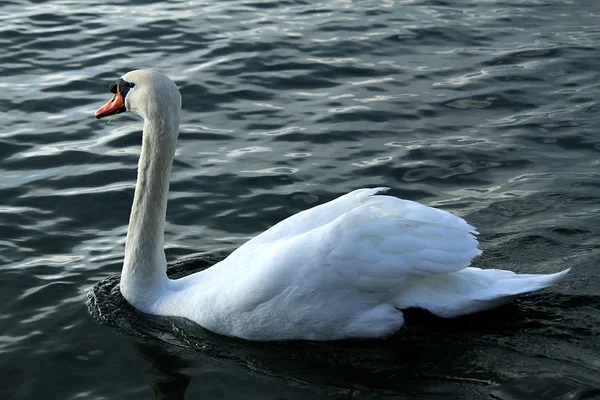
[121,113,179,299]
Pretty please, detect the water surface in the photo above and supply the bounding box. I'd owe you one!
[1,1,599,399]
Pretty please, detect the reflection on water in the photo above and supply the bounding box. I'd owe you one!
[135,342,191,400]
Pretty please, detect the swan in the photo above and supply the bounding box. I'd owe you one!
[94,69,570,341]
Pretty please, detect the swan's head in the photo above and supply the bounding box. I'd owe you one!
[95,70,181,121]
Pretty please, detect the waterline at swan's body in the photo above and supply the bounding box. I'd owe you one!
[94,69,569,341]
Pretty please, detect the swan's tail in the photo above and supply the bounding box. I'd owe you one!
[394,267,570,318]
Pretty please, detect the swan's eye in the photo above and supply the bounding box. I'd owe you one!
[127,82,135,88]
[109,81,118,94]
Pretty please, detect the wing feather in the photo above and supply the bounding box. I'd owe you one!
[220,188,481,299]
[324,191,481,292]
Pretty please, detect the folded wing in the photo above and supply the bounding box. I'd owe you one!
[323,190,482,292]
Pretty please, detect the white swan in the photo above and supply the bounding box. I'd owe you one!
[95,70,570,341]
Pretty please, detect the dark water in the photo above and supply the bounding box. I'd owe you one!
[1,0,599,399]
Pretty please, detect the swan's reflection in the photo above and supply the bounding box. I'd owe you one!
[135,341,192,400]
[128,318,495,400]
[132,338,389,400]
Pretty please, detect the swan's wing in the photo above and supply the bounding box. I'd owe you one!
[202,188,395,310]
[323,192,481,292]
[212,188,480,310]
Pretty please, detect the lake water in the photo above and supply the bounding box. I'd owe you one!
[1,0,599,399]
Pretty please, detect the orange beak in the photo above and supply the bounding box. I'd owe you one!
[95,86,126,119]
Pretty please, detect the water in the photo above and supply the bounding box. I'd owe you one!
[1,0,599,398]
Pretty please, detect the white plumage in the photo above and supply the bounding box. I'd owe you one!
[95,70,570,341]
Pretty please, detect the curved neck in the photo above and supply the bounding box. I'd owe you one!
[121,111,179,297]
